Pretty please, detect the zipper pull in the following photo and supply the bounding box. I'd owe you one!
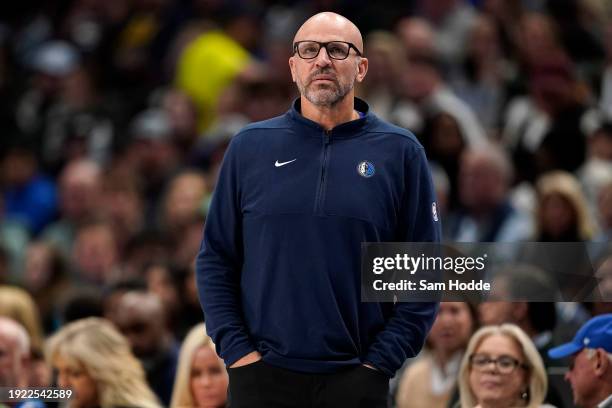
[324,129,332,144]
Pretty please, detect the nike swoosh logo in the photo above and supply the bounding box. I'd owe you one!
[275,159,297,167]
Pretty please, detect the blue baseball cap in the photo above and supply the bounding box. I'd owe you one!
[548,314,612,359]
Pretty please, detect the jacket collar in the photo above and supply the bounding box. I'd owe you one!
[287,97,374,139]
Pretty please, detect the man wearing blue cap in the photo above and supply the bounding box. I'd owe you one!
[548,314,612,408]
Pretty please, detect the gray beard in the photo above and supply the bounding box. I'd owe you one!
[298,78,354,107]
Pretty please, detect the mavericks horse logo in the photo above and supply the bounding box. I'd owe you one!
[357,161,375,178]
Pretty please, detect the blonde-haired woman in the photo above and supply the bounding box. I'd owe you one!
[396,302,477,408]
[535,170,594,241]
[46,317,160,408]
[170,323,228,408]
[457,324,554,408]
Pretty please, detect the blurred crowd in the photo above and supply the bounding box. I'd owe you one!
[1,0,612,407]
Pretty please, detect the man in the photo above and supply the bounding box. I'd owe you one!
[548,314,612,408]
[110,291,179,406]
[479,266,567,407]
[197,12,440,407]
[0,317,45,408]
[0,317,30,389]
[391,18,487,151]
[42,158,102,256]
[447,145,532,241]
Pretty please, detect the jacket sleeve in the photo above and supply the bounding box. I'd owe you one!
[364,147,441,376]
[196,134,256,366]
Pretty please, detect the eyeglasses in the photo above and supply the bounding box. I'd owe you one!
[293,41,362,60]
[469,354,529,374]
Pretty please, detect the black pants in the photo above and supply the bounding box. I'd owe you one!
[227,360,389,408]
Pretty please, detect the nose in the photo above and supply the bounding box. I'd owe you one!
[314,46,332,67]
[484,361,499,373]
[196,374,212,388]
[58,373,69,388]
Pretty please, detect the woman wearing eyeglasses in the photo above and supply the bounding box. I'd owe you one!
[457,324,556,408]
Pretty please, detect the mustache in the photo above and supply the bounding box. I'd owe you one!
[308,69,338,84]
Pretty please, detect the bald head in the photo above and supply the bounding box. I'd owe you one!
[396,17,435,57]
[0,317,30,387]
[294,12,364,54]
[112,291,169,357]
[117,291,164,319]
[0,317,29,356]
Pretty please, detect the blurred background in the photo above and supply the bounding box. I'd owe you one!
[0,0,611,407]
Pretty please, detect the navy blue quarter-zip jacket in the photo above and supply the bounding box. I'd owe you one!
[196,98,440,377]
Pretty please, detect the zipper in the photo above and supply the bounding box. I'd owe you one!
[315,129,332,213]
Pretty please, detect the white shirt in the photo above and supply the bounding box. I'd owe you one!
[598,393,612,408]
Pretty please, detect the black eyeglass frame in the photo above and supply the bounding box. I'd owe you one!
[469,354,530,374]
[292,41,363,60]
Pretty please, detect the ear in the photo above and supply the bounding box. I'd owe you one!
[356,57,368,83]
[288,56,297,83]
[594,348,610,377]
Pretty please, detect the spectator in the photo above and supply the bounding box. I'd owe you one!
[171,214,206,270]
[590,252,612,316]
[0,289,51,401]
[391,18,488,150]
[15,41,80,150]
[231,74,293,124]
[396,17,436,60]
[1,146,57,235]
[101,278,147,323]
[183,261,206,336]
[39,64,116,171]
[121,230,171,280]
[457,324,552,408]
[415,0,477,67]
[71,219,120,285]
[143,261,192,336]
[42,158,102,256]
[22,240,70,333]
[0,317,30,388]
[99,168,145,254]
[548,314,612,408]
[160,88,200,156]
[159,170,207,238]
[396,302,477,408]
[478,264,575,406]
[576,121,612,216]
[513,13,565,71]
[450,14,509,134]
[447,146,532,242]
[503,53,590,183]
[46,317,161,408]
[170,323,228,408]
[534,171,594,242]
[110,291,179,405]
[58,286,104,326]
[422,112,471,209]
[0,195,30,280]
[0,286,45,355]
[356,31,405,120]
[124,108,181,220]
[546,0,605,65]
